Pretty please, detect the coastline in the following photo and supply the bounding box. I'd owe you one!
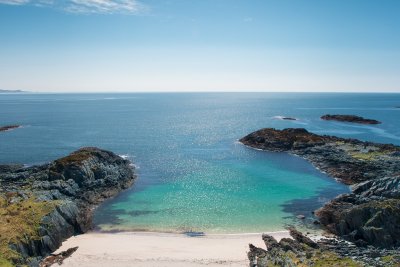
[239,128,400,247]
[56,230,292,267]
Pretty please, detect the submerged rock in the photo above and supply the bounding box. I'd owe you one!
[0,147,136,266]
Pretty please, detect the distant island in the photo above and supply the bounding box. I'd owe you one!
[321,114,381,124]
[0,125,21,132]
[282,117,297,121]
[0,89,26,93]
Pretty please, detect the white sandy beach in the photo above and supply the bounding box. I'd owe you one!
[56,231,291,267]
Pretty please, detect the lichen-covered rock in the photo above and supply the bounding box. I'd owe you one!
[0,147,136,266]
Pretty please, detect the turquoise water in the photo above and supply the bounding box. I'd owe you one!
[1,93,400,233]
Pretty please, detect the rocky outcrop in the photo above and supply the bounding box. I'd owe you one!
[240,128,400,248]
[321,114,381,124]
[248,229,400,267]
[0,147,136,266]
[240,128,400,184]
[39,247,78,267]
[0,125,20,132]
[316,177,400,248]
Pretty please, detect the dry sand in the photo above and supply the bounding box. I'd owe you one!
[56,231,291,267]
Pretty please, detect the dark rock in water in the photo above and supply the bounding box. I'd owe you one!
[321,114,381,124]
[282,117,297,121]
[0,125,20,132]
[240,128,400,249]
[0,147,137,266]
[183,231,205,237]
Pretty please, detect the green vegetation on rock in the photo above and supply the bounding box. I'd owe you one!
[349,150,387,161]
[0,194,57,264]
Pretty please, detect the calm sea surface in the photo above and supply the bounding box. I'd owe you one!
[1,93,399,233]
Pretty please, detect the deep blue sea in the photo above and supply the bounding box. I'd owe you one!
[1,93,399,233]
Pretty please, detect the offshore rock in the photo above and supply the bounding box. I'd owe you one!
[0,125,20,132]
[0,147,136,266]
[321,114,381,124]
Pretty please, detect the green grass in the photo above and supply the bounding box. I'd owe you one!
[0,257,14,267]
[381,255,400,267]
[349,150,387,161]
[0,194,57,265]
[313,252,362,267]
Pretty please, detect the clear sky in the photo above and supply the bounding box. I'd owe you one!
[0,0,399,92]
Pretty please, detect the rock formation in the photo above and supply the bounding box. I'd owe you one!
[0,147,136,266]
[321,114,381,124]
[0,125,20,132]
[240,128,400,248]
[248,228,400,267]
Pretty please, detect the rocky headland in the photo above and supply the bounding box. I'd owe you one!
[240,128,400,266]
[321,114,381,124]
[0,125,21,132]
[0,147,136,267]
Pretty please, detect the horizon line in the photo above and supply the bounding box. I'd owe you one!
[2,90,400,94]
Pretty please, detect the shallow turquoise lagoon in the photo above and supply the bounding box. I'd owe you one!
[1,93,399,233]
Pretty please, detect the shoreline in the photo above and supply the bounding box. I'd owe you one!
[239,128,400,248]
[56,230,292,267]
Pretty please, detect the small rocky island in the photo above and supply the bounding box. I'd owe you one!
[241,128,400,266]
[0,147,136,267]
[321,114,381,124]
[0,125,21,132]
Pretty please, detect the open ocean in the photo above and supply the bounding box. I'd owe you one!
[1,93,400,233]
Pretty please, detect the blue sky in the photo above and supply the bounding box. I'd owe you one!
[0,0,399,92]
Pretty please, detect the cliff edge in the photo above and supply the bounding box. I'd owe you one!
[0,147,136,266]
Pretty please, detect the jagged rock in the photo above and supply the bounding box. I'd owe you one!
[317,197,400,248]
[289,228,319,249]
[262,234,279,250]
[249,229,400,267]
[0,147,137,266]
